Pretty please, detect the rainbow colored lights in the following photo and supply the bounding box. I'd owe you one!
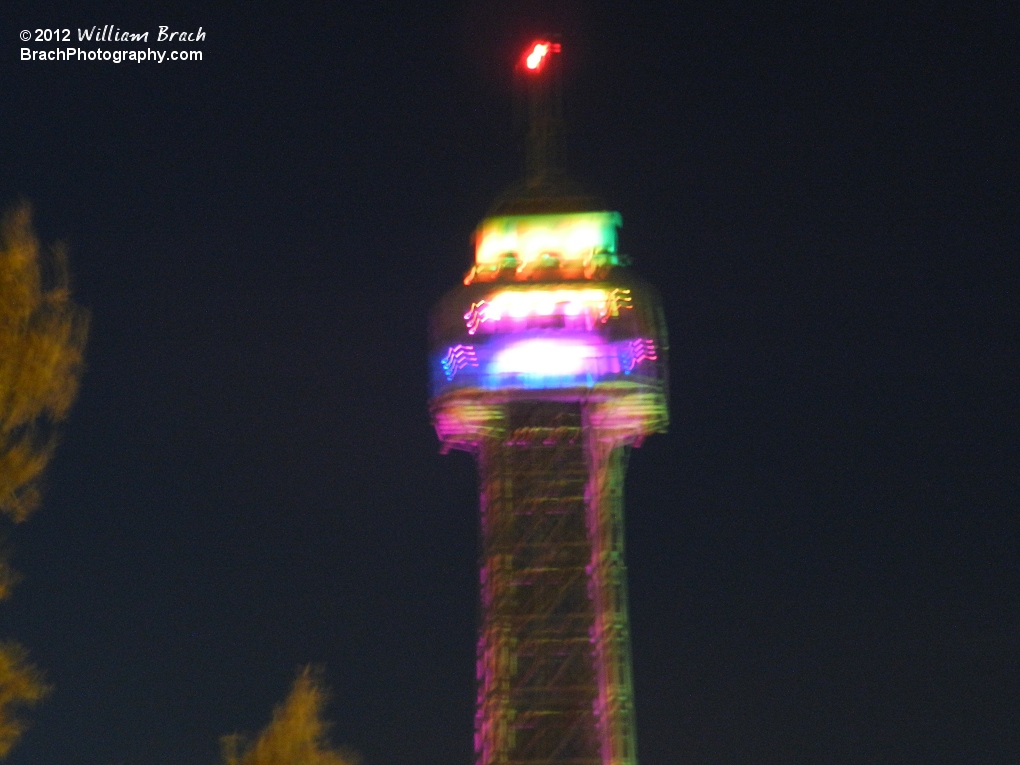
[434,276,661,395]
[466,212,622,283]
[431,208,666,407]
[464,287,632,335]
[439,336,658,391]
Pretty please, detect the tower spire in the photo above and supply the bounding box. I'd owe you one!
[490,39,599,216]
[521,39,563,187]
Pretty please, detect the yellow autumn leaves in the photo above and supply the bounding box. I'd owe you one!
[0,203,88,524]
[221,667,358,765]
[0,203,88,757]
[0,206,358,763]
[0,645,48,759]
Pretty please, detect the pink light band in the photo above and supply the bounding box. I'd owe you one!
[464,288,632,335]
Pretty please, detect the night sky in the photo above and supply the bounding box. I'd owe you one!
[1,2,1016,764]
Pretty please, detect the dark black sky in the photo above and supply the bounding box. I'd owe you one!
[1,1,1016,764]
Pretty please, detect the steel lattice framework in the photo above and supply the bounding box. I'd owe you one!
[477,403,598,764]
[473,401,643,765]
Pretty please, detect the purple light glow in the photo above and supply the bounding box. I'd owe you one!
[434,337,660,395]
[622,338,658,371]
[464,288,632,335]
[489,338,618,378]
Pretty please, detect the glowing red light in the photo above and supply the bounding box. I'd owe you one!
[522,40,560,73]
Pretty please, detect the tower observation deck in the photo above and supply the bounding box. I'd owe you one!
[429,41,668,765]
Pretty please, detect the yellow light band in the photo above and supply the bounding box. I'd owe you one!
[474,212,622,270]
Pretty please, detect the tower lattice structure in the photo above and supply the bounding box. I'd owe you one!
[429,40,668,765]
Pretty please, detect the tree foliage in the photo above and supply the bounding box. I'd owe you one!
[0,202,88,523]
[221,667,359,765]
[0,203,87,757]
[0,644,48,758]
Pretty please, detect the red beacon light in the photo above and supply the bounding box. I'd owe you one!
[522,40,561,74]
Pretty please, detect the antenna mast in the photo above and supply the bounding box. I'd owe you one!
[521,39,563,187]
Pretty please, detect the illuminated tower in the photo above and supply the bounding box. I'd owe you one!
[429,41,668,765]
